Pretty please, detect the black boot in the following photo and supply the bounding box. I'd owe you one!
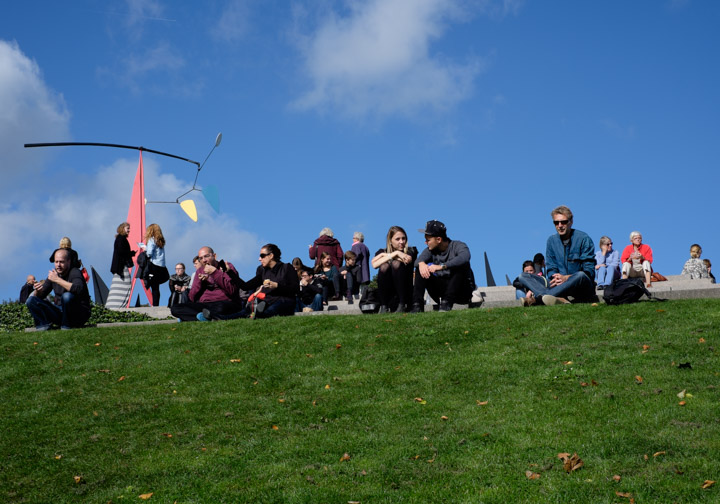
[410,303,424,313]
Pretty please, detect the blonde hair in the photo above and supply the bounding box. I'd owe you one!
[116,222,130,236]
[59,237,72,249]
[550,205,573,221]
[385,226,409,254]
[690,244,702,259]
[144,223,166,248]
[599,236,612,247]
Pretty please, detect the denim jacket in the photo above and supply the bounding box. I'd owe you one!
[546,229,596,280]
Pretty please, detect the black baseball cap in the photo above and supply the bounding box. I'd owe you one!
[418,220,447,238]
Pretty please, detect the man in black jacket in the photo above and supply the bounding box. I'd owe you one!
[19,275,35,304]
[26,249,91,330]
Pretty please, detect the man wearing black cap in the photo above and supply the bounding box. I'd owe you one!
[411,220,475,312]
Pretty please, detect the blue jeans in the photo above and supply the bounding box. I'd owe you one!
[26,293,90,329]
[516,272,596,303]
[296,294,324,312]
[515,289,527,300]
[595,265,619,286]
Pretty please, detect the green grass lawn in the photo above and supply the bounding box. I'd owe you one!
[2,300,719,503]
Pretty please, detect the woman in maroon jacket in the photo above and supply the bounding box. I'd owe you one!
[309,227,343,268]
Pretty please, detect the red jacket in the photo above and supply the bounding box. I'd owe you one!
[621,244,653,264]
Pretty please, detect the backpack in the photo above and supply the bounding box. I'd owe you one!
[603,278,653,305]
[359,287,380,314]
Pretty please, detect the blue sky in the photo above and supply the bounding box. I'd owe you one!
[1,0,718,303]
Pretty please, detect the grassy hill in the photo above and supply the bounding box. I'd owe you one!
[2,300,719,503]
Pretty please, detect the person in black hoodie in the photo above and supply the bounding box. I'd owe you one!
[297,269,324,312]
[207,244,298,320]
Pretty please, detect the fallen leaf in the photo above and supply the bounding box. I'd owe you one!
[97,369,110,373]
[702,480,715,489]
[118,376,126,382]
[278,398,285,403]
[94,343,101,346]
[55,455,62,460]
[580,382,588,387]
[679,401,687,406]
[591,380,599,386]
[558,453,584,473]
[616,491,632,498]
[162,433,172,438]
[73,475,84,484]
[613,475,621,482]
[699,338,706,343]
[139,492,153,500]
[325,384,330,390]
[93,411,98,416]
[336,344,342,349]
[653,451,666,457]
[271,425,279,430]
[677,389,686,399]
[441,415,449,421]
[563,361,573,365]
[340,452,351,462]
[476,400,488,406]
[635,375,643,384]
[229,359,242,363]
[642,344,650,351]
[525,470,541,480]
[414,397,427,404]
[306,354,313,358]
[644,454,649,461]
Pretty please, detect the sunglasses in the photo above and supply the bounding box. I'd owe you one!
[553,219,570,226]
[259,252,271,258]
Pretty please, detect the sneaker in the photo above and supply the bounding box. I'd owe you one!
[470,288,484,304]
[439,301,453,312]
[378,305,389,314]
[196,312,209,322]
[347,297,354,305]
[35,324,51,331]
[521,296,535,307]
[541,295,570,306]
[202,308,213,321]
[410,303,424,313]
[61,326,72,330]
[394,303,407,313]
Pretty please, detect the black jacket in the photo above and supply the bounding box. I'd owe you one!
[238,262,299,306]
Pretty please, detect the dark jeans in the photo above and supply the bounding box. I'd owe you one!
[26,293,90,329]
[413,268,472,306]
[220,298,296,320]
[377,260,413,308]
[296,293,324,312]
[515,271,595,302]
[171,300,244,322]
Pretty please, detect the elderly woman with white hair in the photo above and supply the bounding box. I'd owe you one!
[620,231,653,287]
[309,227,344,269]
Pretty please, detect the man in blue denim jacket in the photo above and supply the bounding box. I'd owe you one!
[516,205,596,305]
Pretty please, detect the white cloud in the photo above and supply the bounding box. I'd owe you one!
[0,40,70,196]
[291,0,483,119]
[212,0,251,42]
[0,157,263,301]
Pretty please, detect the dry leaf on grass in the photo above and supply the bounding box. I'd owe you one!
[340,452,351,462]
[271,425,279,430]
[229,359,242,363]
[702,480,716,489]
[557,452,583,473]
[679,401,687,406]
[699,337,706,343]
[476,400,488,406]
[677,389,686,399]
[118,376,126,382]
[613,474,621,482]
[634,375,643,384]
[525,470,541,480]
[73,475,84,484]
[139,492,153,500]
[441,415,449,421]
[653,451,666,457]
